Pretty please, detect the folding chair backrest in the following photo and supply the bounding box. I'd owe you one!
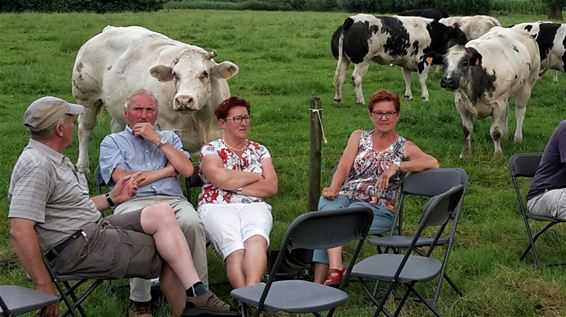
[184,163,203,204]
[94,165,107,194]
[393,168,468,234]
[420,185,465,229]
[508,153,542,178]
[508,153,542,214]
[281,207,373,251]
[258,207,373,312]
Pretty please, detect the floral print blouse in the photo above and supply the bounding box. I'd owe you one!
[198,138,271,206]
[340,130,406,211]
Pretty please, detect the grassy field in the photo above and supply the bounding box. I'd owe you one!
[1,9,566,317]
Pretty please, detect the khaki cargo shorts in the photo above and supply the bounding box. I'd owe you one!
[51,210,162,278]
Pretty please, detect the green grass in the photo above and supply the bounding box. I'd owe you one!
[2,9,566,317]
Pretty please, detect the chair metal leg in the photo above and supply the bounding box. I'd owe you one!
[407,284,442,317]
[520,221,557,269]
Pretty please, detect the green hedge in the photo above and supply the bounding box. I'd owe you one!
[0,0,168,12]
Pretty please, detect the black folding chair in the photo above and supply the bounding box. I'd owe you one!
[231,207,373,317]
[368,168,468,307]
[351,185,465,317]
[508,152,566,269]
[0,285,59,317]
[43,258,108,317]
[183,162,203,205]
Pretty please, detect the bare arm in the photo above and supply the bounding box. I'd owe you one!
[91,173,141,210]
[377,140,439,191]
[132,123,194,177]
[10,218,59,317]
[200,154,263,191]
[322,130,362,200]
[111,165,177,187]
[237,158,278,198]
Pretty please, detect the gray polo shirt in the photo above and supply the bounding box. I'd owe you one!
[8,140,101,252]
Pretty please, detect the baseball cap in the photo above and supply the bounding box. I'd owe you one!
[24,96,84,131]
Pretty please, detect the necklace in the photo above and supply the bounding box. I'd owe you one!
[222,137,247,152]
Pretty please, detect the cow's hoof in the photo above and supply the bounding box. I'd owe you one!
[422,97,429,102]
[334,99,341,104]
[404,95,413,101]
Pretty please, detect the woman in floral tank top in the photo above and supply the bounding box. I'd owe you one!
[198,96,278,289]
[313,90,439,287]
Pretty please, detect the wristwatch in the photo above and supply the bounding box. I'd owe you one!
[156,137,168,149]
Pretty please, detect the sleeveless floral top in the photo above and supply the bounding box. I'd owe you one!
[340,130,406,211]
[198,138,271,206]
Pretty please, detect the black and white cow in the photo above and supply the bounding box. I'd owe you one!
[511,22,566,83]
[397,8,449,20]
[331,14,467,104]
[425,27,540,157]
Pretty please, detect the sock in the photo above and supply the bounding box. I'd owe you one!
[186,281,207,297]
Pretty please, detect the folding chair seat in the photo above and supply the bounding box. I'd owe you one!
[231,207,373,317]
[0,285,59,317]
[508,152,566,269]
[351,185,466,317]
[368,168,468,306]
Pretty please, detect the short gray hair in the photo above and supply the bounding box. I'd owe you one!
[123,89,158,110]
[30,116,66,141]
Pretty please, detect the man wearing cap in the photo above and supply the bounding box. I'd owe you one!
[8,96,233,317]
[99,90,208,317]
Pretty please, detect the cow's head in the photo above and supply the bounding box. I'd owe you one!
[425,46,482,91]
[150,50,239,112]
[446,25,468,48]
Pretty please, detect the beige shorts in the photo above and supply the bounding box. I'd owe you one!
[198,202,272,260]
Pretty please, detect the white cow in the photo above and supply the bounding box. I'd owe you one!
[72,26,239,172]
[426,27,540,157]
[439,15,501,40]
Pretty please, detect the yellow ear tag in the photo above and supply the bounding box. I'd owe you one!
[223,70,231,78]
[474,59,480,66]
[425,56,433,65]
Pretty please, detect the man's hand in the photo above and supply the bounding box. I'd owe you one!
[110,172,142,204]
[133,122,160,145]
[36,284,58,317]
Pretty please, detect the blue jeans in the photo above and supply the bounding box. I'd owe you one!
[311,195,394,264]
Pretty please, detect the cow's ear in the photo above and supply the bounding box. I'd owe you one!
[212,62,239,80]
[423,52,443,65]
[150,65,174,82]
[467,48,482,66]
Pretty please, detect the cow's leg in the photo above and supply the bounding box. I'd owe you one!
[490,101,508,155]
[402,68,414,100]
[553,70,559,83]
[417,64,431,101]
[514,87,532,144]
[76,99,102,173]
[455,93,474,159]
[352,62,369,104]
[333,56,350,104]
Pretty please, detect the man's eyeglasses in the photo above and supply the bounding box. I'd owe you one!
[371,111,398,119]
[226,115,252,124]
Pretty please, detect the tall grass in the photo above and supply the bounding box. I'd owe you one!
[1,9,566,317]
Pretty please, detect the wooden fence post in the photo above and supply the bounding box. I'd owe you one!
[308,97,322,211]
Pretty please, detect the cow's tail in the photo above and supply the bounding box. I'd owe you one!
[330,25,343,60]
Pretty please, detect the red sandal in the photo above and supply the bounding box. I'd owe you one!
[323,268,345,287]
